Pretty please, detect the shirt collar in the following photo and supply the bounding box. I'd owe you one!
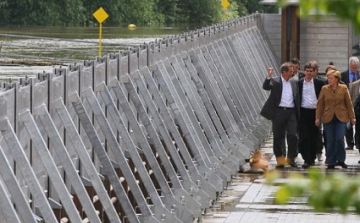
[281,76,290,83]
[303,78,314,84]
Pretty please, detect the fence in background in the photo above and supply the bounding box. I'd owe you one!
[0,13,276,223]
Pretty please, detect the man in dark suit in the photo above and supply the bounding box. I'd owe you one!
[260,62,300,168]
[298,62,325,168]
[341,56,360,150]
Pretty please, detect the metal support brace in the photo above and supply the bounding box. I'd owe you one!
[242,28,275,132]
[0,145,37,223]
[232,31,271,135]
[131,69,212,209]
[189,49,253,144]
[210,41,261,134]
[54,99,122,223]
[80,88,175,222]
[70,96,142,223]
[173,54,243,162]
[209,40,265,153]
[120,75,201,219]
[150,63,224,192]
[139,67,217,201]
[0,118,58,222]
[167,56,239,173]
[181,52,253,161]
[0,180,22,223]
[96,82,190,222]
[186,50,255,152]
[20,110,83,223]
[219,38,268,149]
[160,59,231,184]
[34,104,102,223]
[202,44,264,141]
[179,53,243,157]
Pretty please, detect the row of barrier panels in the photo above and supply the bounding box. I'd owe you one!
[0,13,279,222]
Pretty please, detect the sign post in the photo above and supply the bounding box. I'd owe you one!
[93,7,109,57]
[221,0,230,21]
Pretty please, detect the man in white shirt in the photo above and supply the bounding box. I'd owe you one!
[260,62,300,168]
[298,62,325,168]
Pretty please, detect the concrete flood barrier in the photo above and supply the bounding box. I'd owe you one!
[0,13,276,223]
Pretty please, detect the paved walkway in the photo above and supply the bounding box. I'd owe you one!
[202,139,360,223]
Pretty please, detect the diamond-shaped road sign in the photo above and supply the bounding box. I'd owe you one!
[221,0,230,9]
[93,7,109,23]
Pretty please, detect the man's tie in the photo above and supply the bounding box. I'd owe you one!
[351,72,356,82]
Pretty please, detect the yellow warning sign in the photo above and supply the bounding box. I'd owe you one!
[93,7,109,56]
[93,7,109,24]
[221,0,230,9]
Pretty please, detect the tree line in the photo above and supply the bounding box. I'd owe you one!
[0,0,277,26]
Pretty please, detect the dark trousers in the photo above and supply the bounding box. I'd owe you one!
[299,108,319,164]
[345,124,355,148]
[355,115,360,150]
[316,124,325,155]
[272,107,298,160]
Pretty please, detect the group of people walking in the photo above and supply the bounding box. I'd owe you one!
[261,57,360,169]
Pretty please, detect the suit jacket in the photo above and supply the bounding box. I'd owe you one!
[349,79,360,104]
[298,77,325,104]
[260,76,300,120]
[291,71,305,80]
[316,84,355,124]
[341,69,360,88]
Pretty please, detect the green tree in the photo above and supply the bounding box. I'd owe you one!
[233,0,277,15]
[120,0,159,25]
[0,0,276,26]
[177,0,222,25]
[220,1,240,22]
[58,0,86,26]
[81,0,123,26]
[0,0,10,24]
[154,0,177,24]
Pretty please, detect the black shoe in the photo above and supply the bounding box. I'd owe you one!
[289,160,297,168]
[275,165,285,169]
[337,162,348,169]
[346,147,354,150]
[327,165,335,169]
[358,160,360,164]
[302,163,310,169]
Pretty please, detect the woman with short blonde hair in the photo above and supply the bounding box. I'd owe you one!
[316,69,356,169]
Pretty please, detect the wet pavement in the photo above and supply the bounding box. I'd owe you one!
[202,138,360,223]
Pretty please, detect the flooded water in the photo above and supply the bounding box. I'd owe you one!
[0,25,194,80]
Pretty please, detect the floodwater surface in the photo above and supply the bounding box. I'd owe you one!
[0,25,194,79]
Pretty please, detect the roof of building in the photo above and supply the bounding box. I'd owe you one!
[260,0,299,5]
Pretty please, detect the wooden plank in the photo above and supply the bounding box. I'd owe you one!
[300,39,349,46]
[300,46,348,52]
[300,33,348,40]
[300,27,348,34]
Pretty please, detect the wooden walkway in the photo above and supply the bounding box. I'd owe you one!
[203,139,360,223]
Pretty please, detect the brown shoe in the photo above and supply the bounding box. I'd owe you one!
[276,156,286,166]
